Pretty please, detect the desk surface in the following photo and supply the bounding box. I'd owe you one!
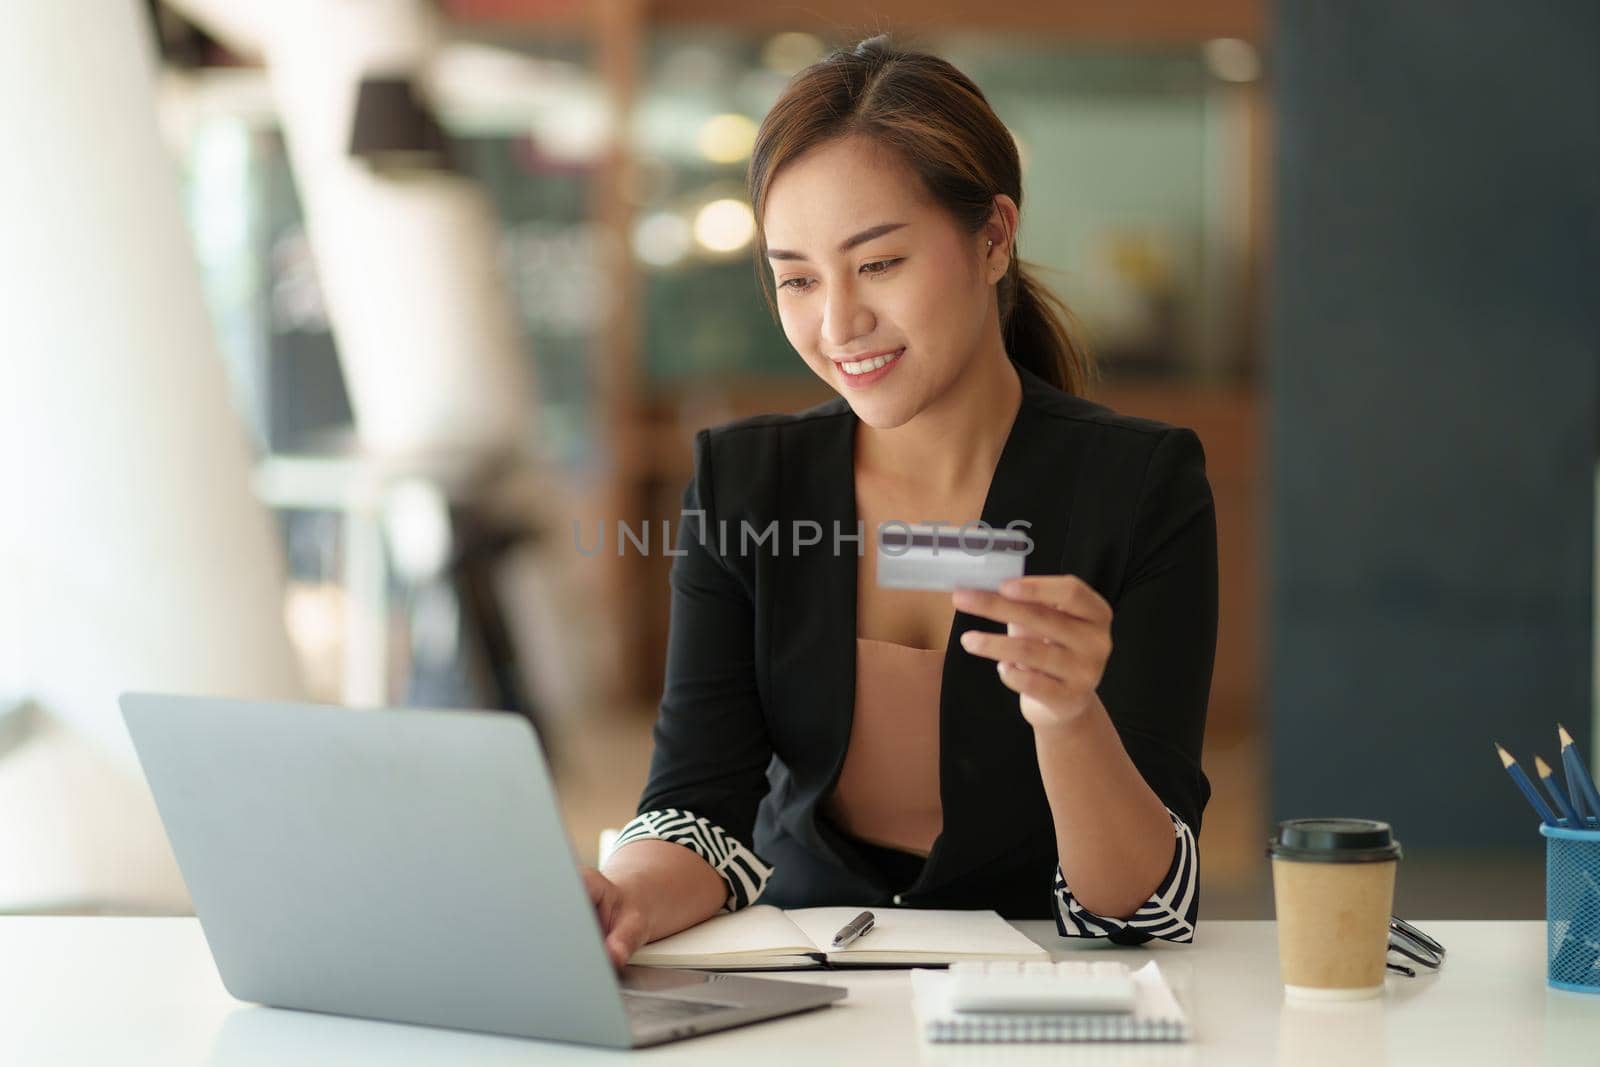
[1,918,1593,1065]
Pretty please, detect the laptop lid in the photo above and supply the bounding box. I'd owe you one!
[120,693,634,1047]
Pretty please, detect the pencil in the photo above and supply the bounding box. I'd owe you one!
[1558,725,1600,827]
[1495,744,1559,826]
[1534,755,1581,826]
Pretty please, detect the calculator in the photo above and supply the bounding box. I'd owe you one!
[945,959,1137,1014]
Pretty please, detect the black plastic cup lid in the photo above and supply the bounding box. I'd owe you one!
[1266,818,1403,863]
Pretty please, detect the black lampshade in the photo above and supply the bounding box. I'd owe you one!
[348,75,455,173]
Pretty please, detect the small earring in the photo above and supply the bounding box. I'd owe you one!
[987,239,994,250]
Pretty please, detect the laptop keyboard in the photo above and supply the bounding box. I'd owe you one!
[623,993,733,1025]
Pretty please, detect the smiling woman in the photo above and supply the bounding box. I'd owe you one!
[585,35,1218,971]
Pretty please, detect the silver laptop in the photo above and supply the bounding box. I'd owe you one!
[119,692,845,1048]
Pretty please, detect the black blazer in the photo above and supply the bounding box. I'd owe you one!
[637,361,1218,920]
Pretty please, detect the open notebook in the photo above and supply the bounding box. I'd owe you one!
[629,905,1051,970]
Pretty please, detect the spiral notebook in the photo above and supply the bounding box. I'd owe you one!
[910,960,1190,1043]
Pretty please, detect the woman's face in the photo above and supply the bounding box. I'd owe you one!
[761,135,997,429]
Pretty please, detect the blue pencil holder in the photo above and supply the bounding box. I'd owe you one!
[1540,823,1600,994]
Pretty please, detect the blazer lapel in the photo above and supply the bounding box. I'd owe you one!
[769,404,862,863]
[920,363,1078,887]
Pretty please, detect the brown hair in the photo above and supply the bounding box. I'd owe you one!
[747,35,1095,395]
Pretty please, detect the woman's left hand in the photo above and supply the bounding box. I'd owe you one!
[953,576,1114,732]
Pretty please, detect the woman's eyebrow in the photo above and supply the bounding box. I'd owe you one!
[766,221,908,261]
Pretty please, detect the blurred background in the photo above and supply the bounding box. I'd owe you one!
[1,0,1594,922]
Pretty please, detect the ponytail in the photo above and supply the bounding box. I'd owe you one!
[1001,263,1096,395]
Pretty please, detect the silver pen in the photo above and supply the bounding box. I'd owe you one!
[830,910,875,949]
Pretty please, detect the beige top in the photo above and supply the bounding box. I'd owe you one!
[821,637,946,856]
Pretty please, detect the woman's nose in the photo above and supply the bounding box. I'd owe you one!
[821,285,875,351]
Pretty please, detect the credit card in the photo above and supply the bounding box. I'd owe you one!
[875,522,1031,591]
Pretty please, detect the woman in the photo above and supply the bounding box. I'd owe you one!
[583,36,1217,968]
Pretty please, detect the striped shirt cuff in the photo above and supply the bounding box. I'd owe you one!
[611,808,774,913]
[1053,808,1198,944]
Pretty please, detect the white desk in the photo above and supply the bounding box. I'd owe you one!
[1,918,1593,1065]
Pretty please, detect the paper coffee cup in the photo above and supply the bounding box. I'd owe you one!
[1267,818,1402,1001]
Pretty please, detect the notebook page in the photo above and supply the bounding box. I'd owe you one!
[787,907,1050,962]
[628,905,816,966]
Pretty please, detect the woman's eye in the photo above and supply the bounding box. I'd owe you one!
[777,260,900,293]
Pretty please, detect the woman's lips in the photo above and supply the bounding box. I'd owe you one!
[834,347,905,389]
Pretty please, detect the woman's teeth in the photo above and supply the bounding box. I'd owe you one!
[841,349,903,375]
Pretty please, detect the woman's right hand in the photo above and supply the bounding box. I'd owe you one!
[581,866,651,969]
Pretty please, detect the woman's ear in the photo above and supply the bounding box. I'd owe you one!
[982,195,1020,281]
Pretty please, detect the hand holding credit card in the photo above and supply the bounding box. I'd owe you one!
[874,521,1033,591]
